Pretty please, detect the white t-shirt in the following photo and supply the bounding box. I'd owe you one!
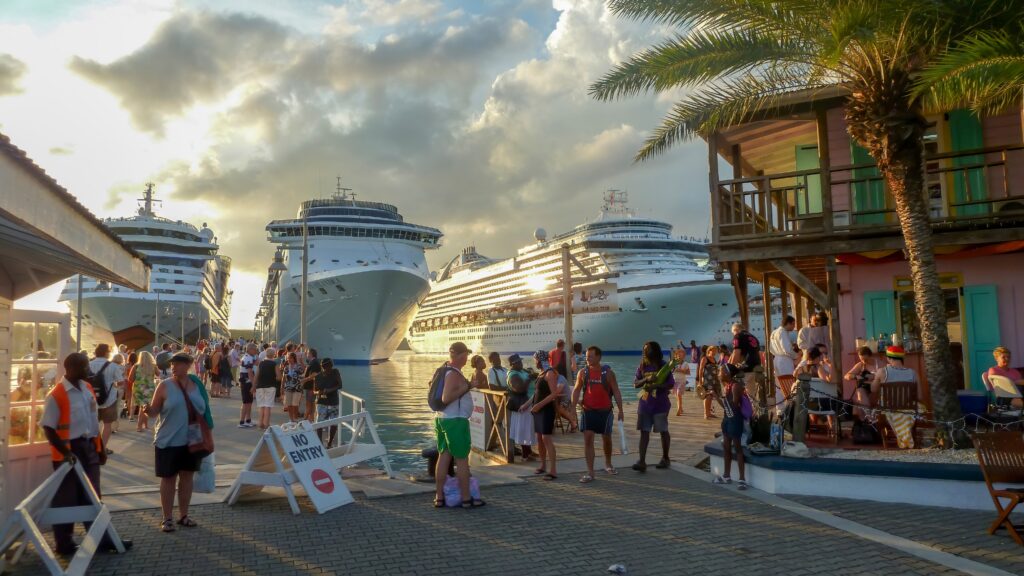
[88,357,124,409]
[487,366,508,389]
[240,354,257,382]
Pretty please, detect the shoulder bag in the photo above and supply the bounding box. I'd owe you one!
[176,378,214,458]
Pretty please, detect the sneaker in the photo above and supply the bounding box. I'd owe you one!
[712,475,732,485]
[655,458,671,469]
[631,461,647,473]
[737,480,748,491]
[237,422,247,428]
[244,422,255,428]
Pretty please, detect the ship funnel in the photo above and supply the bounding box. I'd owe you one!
[534,228,547,242]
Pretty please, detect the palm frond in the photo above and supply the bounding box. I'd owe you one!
[589,28,814,101]
[606,0,825,33]
[635,71,826,161]
[914,29,1024,114]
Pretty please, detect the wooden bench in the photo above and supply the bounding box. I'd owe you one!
[973,431,1024,546]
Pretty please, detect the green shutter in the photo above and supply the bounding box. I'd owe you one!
[963,285,1000,392]
[948,109,988,216]
[851,142,886,224]
[864,290,896,342]
[794,145,822,215]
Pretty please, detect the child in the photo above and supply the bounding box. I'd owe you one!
[712,370,753,490]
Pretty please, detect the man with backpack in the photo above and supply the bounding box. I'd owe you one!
[429,342,485,508]
[571,345,624,483]
[89,343,124,455]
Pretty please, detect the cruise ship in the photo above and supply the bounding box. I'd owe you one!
[407,192,741,355]
[59,184,232,350]
[260,184,443,363]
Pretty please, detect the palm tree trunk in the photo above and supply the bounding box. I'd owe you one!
[880,138,967,448]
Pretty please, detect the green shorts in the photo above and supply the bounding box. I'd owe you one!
[434,417,471,459]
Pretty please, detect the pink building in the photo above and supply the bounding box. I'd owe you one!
[704,87,1024,407]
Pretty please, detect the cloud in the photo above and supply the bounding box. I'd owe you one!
[69,11,293,135]
[35,0,711,328]
[0,53,27,95]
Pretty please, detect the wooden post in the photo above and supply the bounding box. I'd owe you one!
[826,255,844,390]
[708,133,721,244]
[780,278,790,321]
[816,107,834,233]
[795,291,805,331]
[762,273,774,389]
[793,375,810,443]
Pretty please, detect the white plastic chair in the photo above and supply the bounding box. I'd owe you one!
[987,374,1023,417]
[807,378,840,443]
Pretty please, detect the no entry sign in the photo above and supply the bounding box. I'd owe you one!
[311,468,334,494]
[275,424,352,513]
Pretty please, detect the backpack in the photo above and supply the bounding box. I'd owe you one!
[427,363,460,411]
[156,351,172,372]
[90,360,113,406]
[578,365,611,407]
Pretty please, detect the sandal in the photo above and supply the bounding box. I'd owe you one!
[176,515,197,528]
[433,497,445,508]
[579,474,594,483]
[604,467,618,475]
[533,468,547,475]
[543,473,558,481]
[460,498,486,508]
[161,519,176,533]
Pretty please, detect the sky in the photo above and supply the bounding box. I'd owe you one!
[1,0,710,329]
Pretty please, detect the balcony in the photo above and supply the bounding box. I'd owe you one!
[711,143,1024,259]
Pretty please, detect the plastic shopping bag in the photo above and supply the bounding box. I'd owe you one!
[618,419,629,455]
[194,453,216,494]
[443,475,481,507]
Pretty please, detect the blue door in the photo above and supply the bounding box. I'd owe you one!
[864,290,896,342]
[963,285,1000,391]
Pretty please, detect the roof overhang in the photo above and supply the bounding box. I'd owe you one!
[0,135,149,300]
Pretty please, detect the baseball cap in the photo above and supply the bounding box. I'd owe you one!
[449,342,471,355]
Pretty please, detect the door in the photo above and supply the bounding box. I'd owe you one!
[851,142,887,224]
[795,145,822,215]
[963,285,1000,392]
[863,290,896,341]
[948,109,988,217]
[6,311,71,513]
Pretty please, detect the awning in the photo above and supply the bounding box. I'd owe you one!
[0,133,149,299]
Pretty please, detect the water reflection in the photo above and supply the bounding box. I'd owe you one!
[346,351,643,472]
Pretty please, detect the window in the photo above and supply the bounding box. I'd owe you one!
[9,321,61,447]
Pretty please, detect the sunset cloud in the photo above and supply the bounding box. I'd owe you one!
[5,1,710,327]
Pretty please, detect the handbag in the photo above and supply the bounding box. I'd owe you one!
[176,379,214,458]
[194,453,216,493]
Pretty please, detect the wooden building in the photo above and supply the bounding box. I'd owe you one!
[704,87,1024,404]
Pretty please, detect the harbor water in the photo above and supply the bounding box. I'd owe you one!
[341,351,667,472]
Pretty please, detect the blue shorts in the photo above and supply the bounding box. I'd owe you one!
[580,409,613,435]
[722,414,744,439]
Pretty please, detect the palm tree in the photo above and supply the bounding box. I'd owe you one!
[590,0,1024,446]
[914,28,1024,115]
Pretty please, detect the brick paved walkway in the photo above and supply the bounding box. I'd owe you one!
[789,496,1023,575]
[8,466,981,576]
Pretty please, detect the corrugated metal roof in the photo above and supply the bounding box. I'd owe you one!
[0,131,149,265]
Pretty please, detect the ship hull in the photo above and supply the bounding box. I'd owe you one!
[67,296,217,351]
[274,268,430,364]
[407,279,738,356]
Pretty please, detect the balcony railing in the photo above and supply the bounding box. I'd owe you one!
[713,143,1024,245]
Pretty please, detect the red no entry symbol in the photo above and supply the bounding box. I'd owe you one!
[311,468,334,494]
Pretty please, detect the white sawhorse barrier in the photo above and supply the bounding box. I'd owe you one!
[226,411,393,514]
[0,461,126,576]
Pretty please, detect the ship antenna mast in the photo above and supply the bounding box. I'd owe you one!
[334,176,354,202]
[138,182,161,216]
[602,189,629,213]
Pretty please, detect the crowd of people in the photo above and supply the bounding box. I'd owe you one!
[38,335,342,555]
[428,330,769,507]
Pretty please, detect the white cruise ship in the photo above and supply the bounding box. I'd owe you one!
[59,184,232,350]
[261,185,443,363]
[407,192,740,356]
